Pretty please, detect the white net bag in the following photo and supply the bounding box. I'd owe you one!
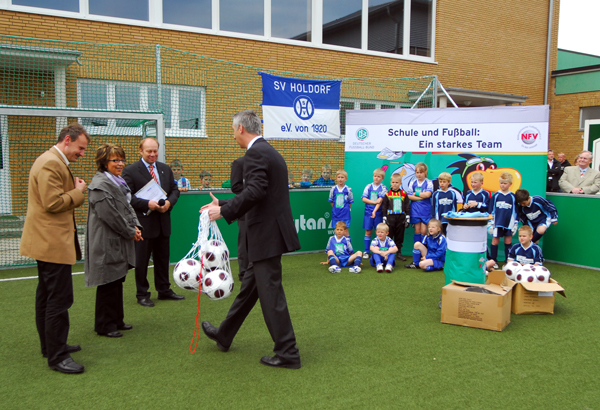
[173,210,234,300]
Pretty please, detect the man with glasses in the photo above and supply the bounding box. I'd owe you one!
[559,150,600,195]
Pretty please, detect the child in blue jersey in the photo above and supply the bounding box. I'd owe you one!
[507,225,544,266]
[370,223,399,273]
[515,188,558,244]
[313,164,335,186]
[463,172,491,213]
[406,218,447,271]
[326,221,363,273]
[295,168,313,188]
[171,159,190,191]
[361,168,388,259]
[431,172,462,235]
[329,170,353,236]
[406,162,434,256]
[489,172,518,268]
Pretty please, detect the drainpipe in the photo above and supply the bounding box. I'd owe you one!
[544,0,554,105]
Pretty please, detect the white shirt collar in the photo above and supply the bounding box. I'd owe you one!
[247,135,263,150]
[141,158,155,169]
[53,145,69,166]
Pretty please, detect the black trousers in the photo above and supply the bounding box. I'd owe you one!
[237,217,249,281]
[95,277,126,334]
[134,234,171,299]
[387,213,407,252]
[216,254,299,362]
[35,261,74,366]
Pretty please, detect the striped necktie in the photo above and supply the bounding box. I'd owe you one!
[149,164,159,184]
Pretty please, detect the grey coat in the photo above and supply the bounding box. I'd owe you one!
[85,172,141,287]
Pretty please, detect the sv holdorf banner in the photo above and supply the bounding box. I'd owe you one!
[260,72,341,140]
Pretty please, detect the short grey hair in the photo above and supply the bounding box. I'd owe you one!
[580,150,593,160]
[233,110,261,135]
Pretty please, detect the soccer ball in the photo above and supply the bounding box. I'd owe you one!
[487,220,494,236]
[503,261,522,281]
[201,240,229,273]
[202,269,234,301]
[531,265,551,283]
[173,258,202,292]
[516,266,536,283]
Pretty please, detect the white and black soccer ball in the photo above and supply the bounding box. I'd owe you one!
[531,265,551,283]
[201,240,229,273]
[202,269,234,301]
[516,266,536,283]
[173,258,202,292]
[503,261,522,281]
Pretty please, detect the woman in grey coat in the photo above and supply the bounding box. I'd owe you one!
[85,144,143,338]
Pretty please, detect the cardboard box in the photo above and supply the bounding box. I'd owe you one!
[511,278,566,315]
[441,270,516,331]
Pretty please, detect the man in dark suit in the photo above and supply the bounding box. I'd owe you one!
[230,156,249,282]
[122,138,184,307]
[201,110,301,369]
[547,149,561,192]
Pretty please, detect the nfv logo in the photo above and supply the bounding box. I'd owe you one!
[518,126,541,148]
[294,214,327,232]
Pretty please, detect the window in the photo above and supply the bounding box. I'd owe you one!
[273,0,312,41]
[77,79,206,138]
[89,0,148,21]
[163,0,211,29]
[323,0,362,49]
[13,0,78,12]
[340,98,409,136]
[580,106,600,131]
[220,0,264,35]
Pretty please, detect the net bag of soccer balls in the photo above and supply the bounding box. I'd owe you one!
[173,210,234,300]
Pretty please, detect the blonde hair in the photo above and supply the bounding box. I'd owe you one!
[438,172,452,182]
[335,221,347,230]
[336,170,348,179]
[415,162,428,174]
[499,172,513,184]
[373,168,385,177]
[471,172,484,183]
[390,173,402,181]
[376,223,389,232]
[518,225,533,236]
[302,168,313,178]
[428,218,442,231]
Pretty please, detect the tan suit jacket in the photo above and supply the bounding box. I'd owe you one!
[20,147,85,265]
[558,166,600,195]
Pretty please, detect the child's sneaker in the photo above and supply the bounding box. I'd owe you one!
[385,264,393,273]
[376,264,384,273]
[328,265,341,273]
[405,262,418,269]
[362,252,370,259]
[349,266,361,273]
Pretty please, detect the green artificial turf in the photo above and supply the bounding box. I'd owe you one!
[0,254,599,409]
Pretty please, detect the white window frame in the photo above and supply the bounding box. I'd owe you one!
[2,0,436,63]
[339,97,410,140]
[77,79,207,138]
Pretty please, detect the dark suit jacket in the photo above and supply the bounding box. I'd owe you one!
[547,158,561,191]
[220,138,300,262]
[122,159,180,239]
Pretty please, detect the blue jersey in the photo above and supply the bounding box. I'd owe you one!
[407,178,434,219]
[431,189,462,223]
[370,236,397,251]
[313,176,335,186]
[362,183,387,215]
[508,242,544,265]
[423,233,447,262]
[464,189,491,213]
[175,176,190,189]
[329,185,353,221]
[490,191,517,230]
[326,235,354,256]
[517,196,558,227]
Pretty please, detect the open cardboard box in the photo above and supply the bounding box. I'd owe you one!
[441,270,516,331]
[512,278,566,314]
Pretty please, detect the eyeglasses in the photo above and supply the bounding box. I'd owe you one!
[108,159,126,164]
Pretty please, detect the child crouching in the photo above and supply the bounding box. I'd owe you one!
[405,219,447,271]
[370,223,399,273]
[326,221,363,273]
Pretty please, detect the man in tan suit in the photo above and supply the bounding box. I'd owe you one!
[20,123,89,374]
[558,150,600,195]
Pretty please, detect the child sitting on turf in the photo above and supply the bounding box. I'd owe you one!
[406,218,447,271]
[361,168,388,260]
[515,188,558,244]
[431,172,462,235]
[462,172,491,213]
[489,172,518,268]
[370,223,398,273]
[171,159,190,191]
[328,169,353,237]
[507,225,544,266]
[381,172,410,261]
[326,221,363,273]
[406,162,433,262]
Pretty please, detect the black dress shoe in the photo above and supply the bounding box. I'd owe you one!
[50,357,85,374]
[117,324,133,330]
[157,292,185,301]
[137,298,155,307]
[398,255,407,261]
[260,355,301,369]
[201,321,229,352]
[98,331,123,338]
[42,344,81,358]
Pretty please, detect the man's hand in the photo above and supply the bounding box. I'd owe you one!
[133,227,143,241]
[200,192,222,221]
[157,200,171,213]
[148,200,160,211]
[572,188,584,194]
[74,177,87,192]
